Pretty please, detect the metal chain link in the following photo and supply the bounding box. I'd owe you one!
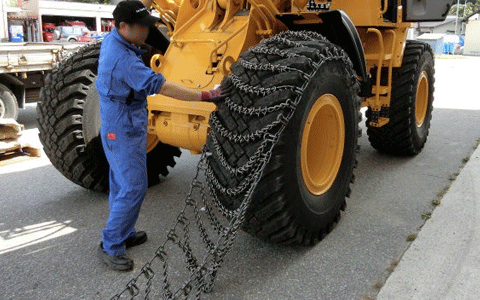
[277,30,328,42]
[229,74,304,96]
[239,59,311,79]
[110,31,357,300]
[209,111,288,144]
[250,44,302,59]
[208,132,268,176]
[224,96,296,117]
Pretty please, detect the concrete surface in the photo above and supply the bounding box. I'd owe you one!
[377,144,480,300]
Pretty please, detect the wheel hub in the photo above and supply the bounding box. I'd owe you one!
[301,94,345,195]
[415,71,429,127]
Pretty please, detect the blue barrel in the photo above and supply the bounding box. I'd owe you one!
[9,25,24,42]
[443,42,454,54]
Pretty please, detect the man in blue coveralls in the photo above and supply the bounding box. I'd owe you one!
[96,0,229,271]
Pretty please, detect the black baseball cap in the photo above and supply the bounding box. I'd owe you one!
[113,1,160,27]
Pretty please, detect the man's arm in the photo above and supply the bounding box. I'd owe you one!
[122,56,225,102]
[159,81,232,102]
[159,81,202,101]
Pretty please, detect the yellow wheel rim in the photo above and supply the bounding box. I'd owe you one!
[301,94,345,196]
[147,133,159,153]
[415,71,429,127]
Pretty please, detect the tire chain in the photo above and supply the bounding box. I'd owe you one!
[111,31,356,299]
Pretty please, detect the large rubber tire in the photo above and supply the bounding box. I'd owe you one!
[207,31,360,245]
[366,41,435,155]
[0,84,19,120]
[37,42,181,192]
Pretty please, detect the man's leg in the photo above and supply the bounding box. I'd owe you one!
[100,124,147,257]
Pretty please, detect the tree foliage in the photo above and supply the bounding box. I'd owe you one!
[449,0,480,17]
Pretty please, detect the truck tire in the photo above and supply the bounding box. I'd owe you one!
[366,41,434,155]
[0,84,19,120]
[37,42,181,192]
[207,31,359,245]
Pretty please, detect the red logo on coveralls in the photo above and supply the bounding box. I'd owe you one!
[108,133,116,140]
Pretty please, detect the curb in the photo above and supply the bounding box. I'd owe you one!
[377,144,480,299]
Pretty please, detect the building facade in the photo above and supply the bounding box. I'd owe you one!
[464,18,480,56]
[413,15,460,37]
[1,0,115,42]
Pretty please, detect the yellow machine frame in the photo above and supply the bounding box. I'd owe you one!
[146,0,411,153]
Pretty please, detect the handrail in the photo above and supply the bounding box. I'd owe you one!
[385,29,396,103]
[381,0,388,15]
[367,28,384,110]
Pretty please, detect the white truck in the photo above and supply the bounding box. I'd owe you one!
[0,42,82,120]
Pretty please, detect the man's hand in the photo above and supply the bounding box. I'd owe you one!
[201,85,233,102]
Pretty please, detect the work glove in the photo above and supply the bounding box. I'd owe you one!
[201,85,233,102]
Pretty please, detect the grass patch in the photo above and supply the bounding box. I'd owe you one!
[422,212,432,220]
[437,185,450,198]
[387,261,398,273]
[428,184,450,208]
[373,282,383,289]
[449,173,459,181]
[407,234,417,242]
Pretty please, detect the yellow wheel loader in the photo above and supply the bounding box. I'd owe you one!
[37,0,454,245]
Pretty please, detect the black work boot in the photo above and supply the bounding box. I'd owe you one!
[97,243,133,271]
[125,231,148,249]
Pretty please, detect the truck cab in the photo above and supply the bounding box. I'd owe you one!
[42,23,56,42]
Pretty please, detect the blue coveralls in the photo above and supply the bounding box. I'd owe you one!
[95,28,165,257]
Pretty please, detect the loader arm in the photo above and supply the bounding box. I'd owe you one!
[146,0,288,153]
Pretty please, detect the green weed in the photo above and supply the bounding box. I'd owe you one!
[422,212,432,220]
[407,234,417,242]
